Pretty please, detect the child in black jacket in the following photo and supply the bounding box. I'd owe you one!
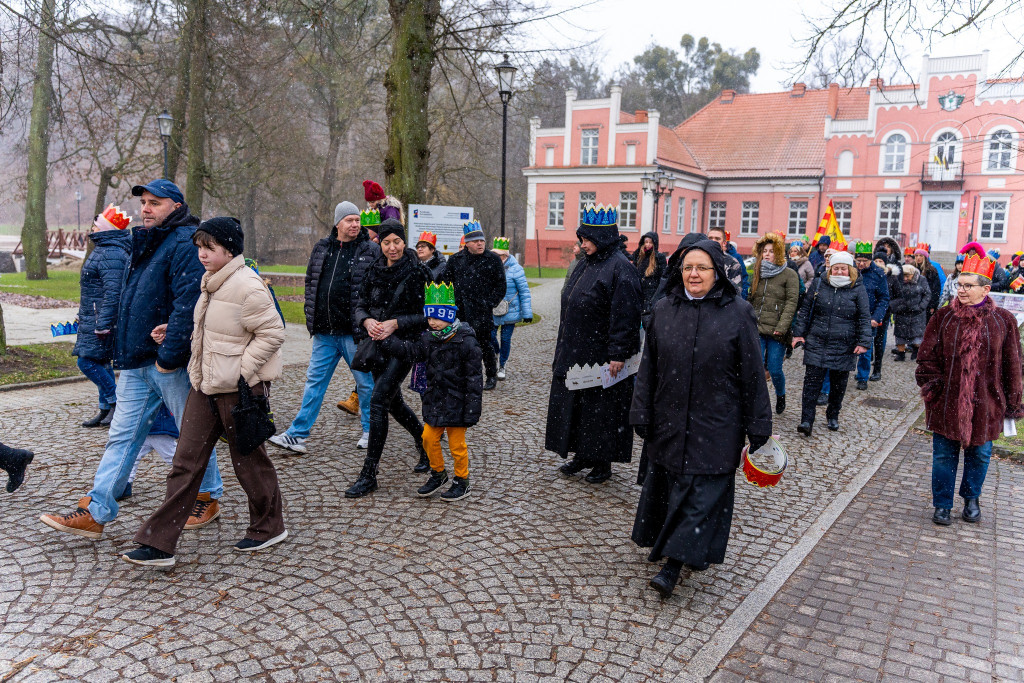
[384,282,483,500]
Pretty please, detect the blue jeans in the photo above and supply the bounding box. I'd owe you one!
[77,357,117,409]
[286,334,373,437]
[932,433,992,509]
[759,335,786,396]
[856,328,877,382]
[88,364,223,524]
[491,324,516,367]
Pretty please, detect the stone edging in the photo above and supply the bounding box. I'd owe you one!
[0,374,90,393]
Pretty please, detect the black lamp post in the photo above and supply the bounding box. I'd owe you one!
[641,169,676,231]
[157,110,174,180]
[494,53,517,238]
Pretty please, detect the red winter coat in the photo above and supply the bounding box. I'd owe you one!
[916,297,1024,446]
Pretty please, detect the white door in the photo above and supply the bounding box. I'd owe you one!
[923,200,957,251]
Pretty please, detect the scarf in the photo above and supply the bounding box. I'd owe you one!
[430,319,461,342]
[759,260,786,279]
[949,297,994,444]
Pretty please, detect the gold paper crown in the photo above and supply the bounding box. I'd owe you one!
[962,255,996,280]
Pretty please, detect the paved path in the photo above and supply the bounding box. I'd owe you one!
[0,278,971,682]
[1,304,80,345]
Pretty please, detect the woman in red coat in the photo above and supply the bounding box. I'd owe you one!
[916,256,1024,526]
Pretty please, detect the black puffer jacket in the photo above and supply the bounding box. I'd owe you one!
[631,231,667,324]
[442,248,506,332]
[875,237,903,266]
[383,324,483,427]
[423,251,448,280]
[793,274,873,371]
[355,248,431,342]
[889,272,930,341]
[304,226,380,336]
[74,229,130,361]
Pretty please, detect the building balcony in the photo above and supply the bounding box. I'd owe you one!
[920,161,964,189]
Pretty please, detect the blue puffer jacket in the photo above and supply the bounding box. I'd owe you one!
[858,262,891,324]
[114,204,205,371]
[73,229,131,361]
[493,254,533,326]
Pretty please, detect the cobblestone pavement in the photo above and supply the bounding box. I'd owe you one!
[2,279,928,681]
[712,428,1024,683]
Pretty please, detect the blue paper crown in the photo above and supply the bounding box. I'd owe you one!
[580,203,618,227]
[51,320,79,337]
[424,304,458,323]
[462,220,484,237]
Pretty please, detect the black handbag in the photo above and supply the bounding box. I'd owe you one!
[351,274,412,372]
[230,378,276,454]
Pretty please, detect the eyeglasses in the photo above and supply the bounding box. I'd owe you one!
[955,283,982,291]
[681,265,715,274]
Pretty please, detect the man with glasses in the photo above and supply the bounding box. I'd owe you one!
[705,227,745,294]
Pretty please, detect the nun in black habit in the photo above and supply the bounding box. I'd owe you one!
[630,239,772,597]
[545,206,642,483]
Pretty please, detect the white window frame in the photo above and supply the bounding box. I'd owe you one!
[879,131,910,175]
[677,198,687,235]
[580,129,599,166]
[662,197,672,233]
[547,192,565,229]
[875,197,903,238]
[619,191,638,231]
[578,191,596,225]
[984,128,1017,173]
[690,201,699,233]
[787,201,808,236]
[979,198,1009,241]
[931,129,960,167]
[708,201,726,231]
[740,201,759,236]
[833,200,852,236]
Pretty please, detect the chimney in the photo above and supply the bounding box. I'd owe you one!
[827,83,839,118]
[870,77,884,90]
[791,82,806,97]
[635,110,648,123]
[720,90,736,103]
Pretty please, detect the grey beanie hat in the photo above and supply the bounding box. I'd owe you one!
[333,201,359,227]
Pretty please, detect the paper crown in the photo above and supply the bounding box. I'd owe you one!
[423,282,457,323]
[1011,275,1024,292]
[742,436,788,488]
[462,220,485,240]
[417,231,437,247]
[904,245,915,256]
[914,242,931,253]
[360,209,381,228]
[96,204,131,230]
[962,255,996,280]
[854,240,873,256]
[492,237,510,251]
[51,320,79,336]
[580,203,618,227]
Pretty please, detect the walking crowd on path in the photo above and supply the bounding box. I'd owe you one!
[2,176,1021,599]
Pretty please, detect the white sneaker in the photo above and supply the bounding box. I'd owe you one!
[497,366,506,380]
[268,433,307,454]
[357,432,369,449]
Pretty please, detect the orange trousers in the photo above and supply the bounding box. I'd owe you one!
[421,424,469,479]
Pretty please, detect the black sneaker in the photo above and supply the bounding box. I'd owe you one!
[440,476,470,501]
[122,545,175,569]
[856,380,868,390]
[234,530,289,552]
[116,482,133,501]
[483,376,497,391]
[417,469,449,497]
[816,392,828,406]
[649,563,680,598]
[99,404,116,427]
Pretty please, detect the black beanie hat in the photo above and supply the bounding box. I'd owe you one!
[376,218,406,244]
[195,216,244,257]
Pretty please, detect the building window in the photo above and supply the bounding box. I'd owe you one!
[980,200,1008,240]
[677,198,687,234]
[581,129,599,165]
[876,199,902,238]
[708,201,726,230]
[933,131,959,167]
[619,192,637,229]
[663,197,671,233]
[788,201,808,236]
[625,144,636,165]
[833,201,852,235]
[837,150,854,176]
[740,201,759,236]
[882,133,908,174]
[691,201,698,233]
[544,147,555,167]
[578,191,596,225]
[547,192,564,229]
[987,130,1014,171]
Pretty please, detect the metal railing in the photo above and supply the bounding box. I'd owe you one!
[12,229,90,258]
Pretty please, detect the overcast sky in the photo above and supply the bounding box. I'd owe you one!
[534,0,1024,92]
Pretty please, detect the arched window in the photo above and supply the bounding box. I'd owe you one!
[837,150,854,176]
[882,133,907,174]
[933,131,959,167]
[987,129,1015,171]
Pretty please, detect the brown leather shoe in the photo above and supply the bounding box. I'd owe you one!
[336,391,359,416]
[40,496,104,539]
[184,493,221,530]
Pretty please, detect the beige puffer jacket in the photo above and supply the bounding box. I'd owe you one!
[188,255,285,395]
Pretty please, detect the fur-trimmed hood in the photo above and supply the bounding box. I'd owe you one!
[754,232,787,266]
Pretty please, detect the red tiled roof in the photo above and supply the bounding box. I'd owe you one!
[655,126,702,174]
[619,111,637,124]
[834,87,870,120]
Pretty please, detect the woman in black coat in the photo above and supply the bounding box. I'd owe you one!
[545,209,642,484]
[792,251,872,435]
[74,215,131,428]
[870,253,902,379]
[631,239,772,597]
[889,264,931,361]
[346,219,433,498]
[631,231,667,328]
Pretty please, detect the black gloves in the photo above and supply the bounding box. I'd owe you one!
[748,434,770,453]
[633,424,649,439]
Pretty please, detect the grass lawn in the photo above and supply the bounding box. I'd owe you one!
[260,264,306,273]
[0,270,82,302]
[278,300,305,326]
[0,342,80,386]
[523,267,567,278]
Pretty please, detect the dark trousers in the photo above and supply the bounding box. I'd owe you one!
[800,365,850,424]
[364,356,423,472]
[467,318,498,379]
[872,315,890,373]
[134,383,285,555]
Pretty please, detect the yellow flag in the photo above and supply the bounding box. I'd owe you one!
[818,200,847,250]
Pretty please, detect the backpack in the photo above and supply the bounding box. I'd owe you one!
[245,258,286,328]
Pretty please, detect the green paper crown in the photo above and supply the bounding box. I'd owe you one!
[360,209,381,228]
[493,237,510,250]
[854,240,873,256]
[425,282,455,307]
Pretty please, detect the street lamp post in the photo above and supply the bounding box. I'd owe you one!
[494,53,517,238]
[640,169,676,232]
[74,189,82,232]
[157,110,174,180]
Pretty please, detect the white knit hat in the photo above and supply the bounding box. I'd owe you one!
[829,251,855,269]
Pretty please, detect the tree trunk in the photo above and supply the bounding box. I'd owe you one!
[315,86,343,236]
[184,0,210,214]
[0,301,7,356]
[20,0,58,280]
[166,0,195,180]
[384,0,440,210]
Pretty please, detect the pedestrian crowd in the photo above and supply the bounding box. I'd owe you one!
[1,179,1020,599]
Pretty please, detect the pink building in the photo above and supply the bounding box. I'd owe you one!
[523,53,1024,267]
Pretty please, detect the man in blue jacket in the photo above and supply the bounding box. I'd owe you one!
[41,180,224,540]
[854,241,890,390]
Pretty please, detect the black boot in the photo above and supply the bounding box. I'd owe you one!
[344,464,378,498]
[413,445,430,473]
[797,422,812,437]
[649,559,682,598]
[559,456,588,476]
[0,443,34,493]
[483,376,497,391]
[869,369,881,382]
[962,497,981,523]
[892,349,906,362]
[585,462,612,483]
[932,507,952,526]
[910,345,919,361]
[775,395,786,414]
[82,408,110,428]
[99,403,115,427]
